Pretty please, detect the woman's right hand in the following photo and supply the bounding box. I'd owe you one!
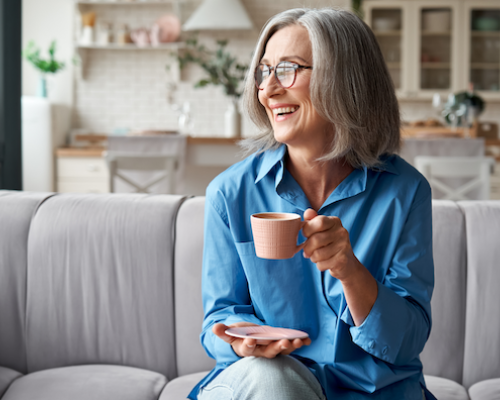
[212,322,311,358]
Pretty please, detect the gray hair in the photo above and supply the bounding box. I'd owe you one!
[240,8,400,169]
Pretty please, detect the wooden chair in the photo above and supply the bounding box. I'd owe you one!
[414,156,495,201]
[105,153,178,194]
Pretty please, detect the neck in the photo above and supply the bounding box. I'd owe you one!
[285,147,354,211]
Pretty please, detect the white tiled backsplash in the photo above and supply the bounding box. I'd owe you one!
[73,0,349,137]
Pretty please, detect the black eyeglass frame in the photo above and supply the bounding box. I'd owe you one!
[254,61,313,90]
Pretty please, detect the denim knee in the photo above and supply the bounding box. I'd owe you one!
[198,355,325,400]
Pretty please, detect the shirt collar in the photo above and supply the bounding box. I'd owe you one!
[255,145,287,184]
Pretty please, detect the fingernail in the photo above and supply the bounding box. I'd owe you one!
[280,346,287,350]
[247,344,255,348]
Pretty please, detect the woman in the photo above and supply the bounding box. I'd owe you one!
[189,8,435,400]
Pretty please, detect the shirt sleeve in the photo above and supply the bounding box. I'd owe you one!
[200,191,263,365]
[340,182,434,366]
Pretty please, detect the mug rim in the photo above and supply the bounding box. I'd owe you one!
[251,212,301,221]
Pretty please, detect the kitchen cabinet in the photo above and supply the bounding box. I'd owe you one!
[364,0,461,101]
[364,0,500,102]
[73,0,185,79]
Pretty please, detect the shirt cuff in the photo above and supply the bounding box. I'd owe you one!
[341,281,406,363]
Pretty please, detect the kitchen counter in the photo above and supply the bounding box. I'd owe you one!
[55,136,245,195]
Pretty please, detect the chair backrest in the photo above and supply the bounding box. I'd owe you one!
[106,152,178,194]
[415,156,495,201]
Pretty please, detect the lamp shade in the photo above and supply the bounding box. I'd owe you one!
[183,0,254,31]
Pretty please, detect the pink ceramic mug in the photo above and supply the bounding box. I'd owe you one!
[250,212,304,260]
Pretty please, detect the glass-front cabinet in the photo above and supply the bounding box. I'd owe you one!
[465,1,500,100]
[364,0,500,101]
[364,0,461,100]
[364,2,408,96]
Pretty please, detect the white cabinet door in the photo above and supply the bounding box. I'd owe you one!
[364,1,411,98]
[411,1,463,99]
[463,1,500,101]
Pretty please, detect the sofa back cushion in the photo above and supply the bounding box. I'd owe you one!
[459,201,500,388]
[0,191,53,374]
[420,201,467,383]
[25,193,184,380]
[174,197,215,376]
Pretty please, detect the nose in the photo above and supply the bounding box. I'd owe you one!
[260,72,285,98]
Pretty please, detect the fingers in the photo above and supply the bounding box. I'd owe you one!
[302,214,342,239]
[303,208,318,221]
[212,323,232,343]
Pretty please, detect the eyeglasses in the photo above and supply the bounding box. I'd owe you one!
[254,61,313,90]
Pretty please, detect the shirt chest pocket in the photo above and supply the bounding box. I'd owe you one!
[234,240,317,330]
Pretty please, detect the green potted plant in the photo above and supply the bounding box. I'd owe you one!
[23,40,65,98]
[172,38,248,137]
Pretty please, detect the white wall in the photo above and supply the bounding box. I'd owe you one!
[22,0,74,146]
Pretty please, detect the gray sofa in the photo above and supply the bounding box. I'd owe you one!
[0,190,499,400]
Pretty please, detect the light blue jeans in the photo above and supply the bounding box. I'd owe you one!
[197,355,326,400]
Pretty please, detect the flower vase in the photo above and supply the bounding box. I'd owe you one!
[37,75,48,98]
[224,98,241,138]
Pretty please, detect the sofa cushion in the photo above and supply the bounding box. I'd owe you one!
[468,378,500,400]
[1,365,166,400]
[0,367,23,397]
[459,201,500,388]
[420,201,467,383]
[174,197,215,376]
[425,375,469,400]
[24,193,185,380]
[160,371,209,400]
[0,191,53,373]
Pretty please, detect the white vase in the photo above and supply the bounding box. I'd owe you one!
[224,98,241,138]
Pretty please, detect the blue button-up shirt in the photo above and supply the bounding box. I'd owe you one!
[189,145,435,400]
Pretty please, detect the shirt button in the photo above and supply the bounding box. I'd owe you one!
[382,346,389,355]
[368,340,375,349]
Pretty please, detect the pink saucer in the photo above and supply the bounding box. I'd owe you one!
[225,326,309,345]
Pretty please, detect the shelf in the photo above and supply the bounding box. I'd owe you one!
[76,0,181,5]
[373,30,402,36]
[76,42,182,80]
[421,62,451,69]
[470,63,500,69]
[77,43,184,50]
[421,31,451,36]
[386,62,401,69]
[471,31,500,37]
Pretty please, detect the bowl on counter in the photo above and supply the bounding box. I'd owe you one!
[373,17,400,32]
[474,17,500,31]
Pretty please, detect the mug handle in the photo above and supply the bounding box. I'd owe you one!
[294,221,307,255]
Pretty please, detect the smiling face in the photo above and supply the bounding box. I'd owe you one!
[258,24,332,152]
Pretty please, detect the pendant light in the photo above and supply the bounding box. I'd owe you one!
[183,0,254,31]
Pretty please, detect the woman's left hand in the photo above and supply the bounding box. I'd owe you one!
[301,208,362,282]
